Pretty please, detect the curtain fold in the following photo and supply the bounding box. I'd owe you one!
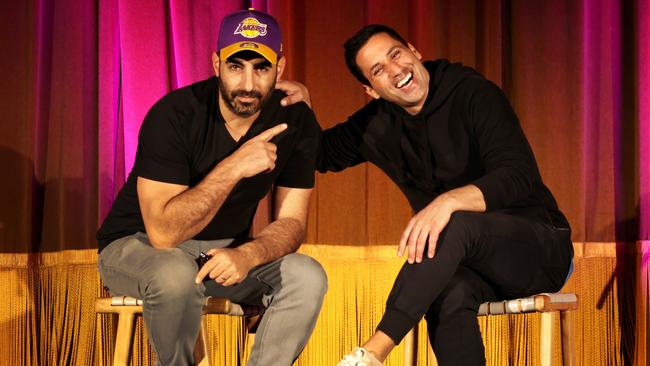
[639,0,649,241]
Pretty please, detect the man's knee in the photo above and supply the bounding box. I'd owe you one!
[437,211,485,252]
[280,253,328,301]
[144,249,202,301]
[446,211,481,236]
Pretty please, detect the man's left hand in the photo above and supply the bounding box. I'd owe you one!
[276,80,312,108]
[194,247,255,286]
[398,195,456,264]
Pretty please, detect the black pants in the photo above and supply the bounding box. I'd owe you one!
[376,210,573,365]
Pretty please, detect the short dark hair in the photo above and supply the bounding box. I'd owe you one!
[344,24,409,85]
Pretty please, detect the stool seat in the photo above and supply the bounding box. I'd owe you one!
[95,296,263,366]
[403,292,578,366]
[96,296,262,317]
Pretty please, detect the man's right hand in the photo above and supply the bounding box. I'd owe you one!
[220,123,288,179]
[194,247,255,286]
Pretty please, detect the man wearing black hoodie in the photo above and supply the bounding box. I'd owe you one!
[280,24,574,366]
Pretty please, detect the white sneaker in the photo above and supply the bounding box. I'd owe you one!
[337,347,382,366]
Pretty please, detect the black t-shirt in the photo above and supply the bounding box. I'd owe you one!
[97,76,321,252]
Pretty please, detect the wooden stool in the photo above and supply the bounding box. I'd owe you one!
[95,296,263,366]
[403,293,578,366]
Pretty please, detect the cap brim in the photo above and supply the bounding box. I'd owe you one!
[219,42,278,64]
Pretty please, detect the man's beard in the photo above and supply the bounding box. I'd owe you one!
[219,81,274,117]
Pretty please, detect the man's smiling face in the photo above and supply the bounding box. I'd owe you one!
[356,32,430,115]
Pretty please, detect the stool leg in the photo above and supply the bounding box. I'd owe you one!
[560,310,576,366]
[195,316,211,366]
[113,312,137,366]
[540,312,556,366]
[403,326,417,366]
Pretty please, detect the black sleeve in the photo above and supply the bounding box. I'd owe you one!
[275,105,322,188]
[468,79,542,211]
[316,108,369,173]
[133,100,191,185]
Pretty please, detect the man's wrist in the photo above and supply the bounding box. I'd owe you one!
[437,191,461,212]
[234,243,261,268]
[215,157,243,182]
[438,185,486,213]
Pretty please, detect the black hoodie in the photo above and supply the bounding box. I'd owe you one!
[316,59,569,229]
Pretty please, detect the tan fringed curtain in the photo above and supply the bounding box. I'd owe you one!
[1,243,647,365]
[0,251,104,366]
[295,245,409,365]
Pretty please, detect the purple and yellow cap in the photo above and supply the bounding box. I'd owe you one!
[217,8,283,64]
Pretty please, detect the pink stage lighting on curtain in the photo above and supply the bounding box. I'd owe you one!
[97,1,246,219]
[640,0,650,241]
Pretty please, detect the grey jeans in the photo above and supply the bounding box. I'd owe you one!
[98,232,328,366]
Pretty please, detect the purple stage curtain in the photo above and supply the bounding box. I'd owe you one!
[0,2,647,250]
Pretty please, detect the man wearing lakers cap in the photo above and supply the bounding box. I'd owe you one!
[96,9,326,366]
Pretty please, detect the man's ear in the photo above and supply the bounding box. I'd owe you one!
[212,52,221,77]
[276,56,286,81]
[407,43,423,60]
[363,85,381,99]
